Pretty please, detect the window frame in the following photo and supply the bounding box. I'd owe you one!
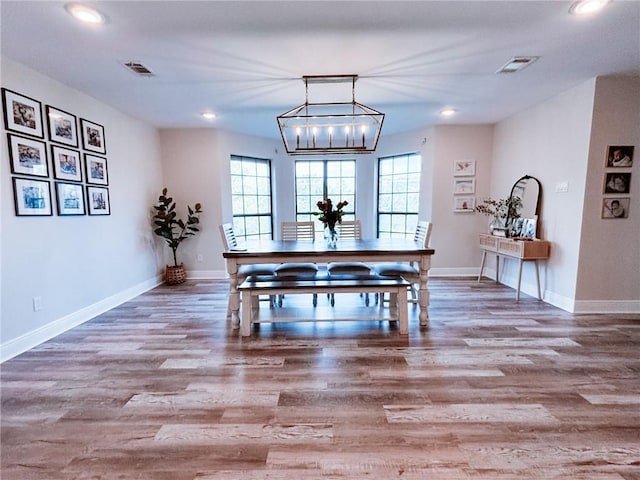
[229,154,274,241]
[376,152,422,238]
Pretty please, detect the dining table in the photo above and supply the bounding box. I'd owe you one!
[222,237,435,330]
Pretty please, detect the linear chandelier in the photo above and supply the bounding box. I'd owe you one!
[277,74,385,155]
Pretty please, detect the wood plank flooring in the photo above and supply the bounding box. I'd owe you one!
[2,278,639,479]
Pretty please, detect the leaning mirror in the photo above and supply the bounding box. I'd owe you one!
[507,175,541,238]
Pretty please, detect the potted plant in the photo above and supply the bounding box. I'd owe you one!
[152,188,203,285]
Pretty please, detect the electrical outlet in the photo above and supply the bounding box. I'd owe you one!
[197,253,203,262]
[33,296,43,311]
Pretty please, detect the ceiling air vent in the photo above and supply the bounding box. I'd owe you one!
[123,61,155,77]
[496,56,539,74]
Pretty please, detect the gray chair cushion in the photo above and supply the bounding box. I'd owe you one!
[275,263,319,276]
[239,263,278,276]
[327,262,372,275]
[372,263,418,276]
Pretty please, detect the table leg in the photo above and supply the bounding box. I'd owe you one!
[478,250,487,282]
[397,287,408,335]
[535,259,542,300]
[226,258,240,329]
[418,256,431,327]
[241,289,251,337]
[496,255,500,283]
[516,259,523,301]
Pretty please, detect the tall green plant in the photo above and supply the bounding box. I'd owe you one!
[152,188,203,267]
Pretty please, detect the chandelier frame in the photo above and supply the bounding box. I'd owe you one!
[277,75,385,155]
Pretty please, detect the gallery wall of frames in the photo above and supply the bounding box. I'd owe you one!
[601,145,633,220]
[2,88,110,217]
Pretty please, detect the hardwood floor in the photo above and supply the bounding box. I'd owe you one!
[2,278,639,479]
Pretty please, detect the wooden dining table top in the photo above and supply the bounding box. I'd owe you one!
[222,238,435,259]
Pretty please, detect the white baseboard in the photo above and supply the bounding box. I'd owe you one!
[573,300,640,314]
[187,269,228,279]
[0,275,162,363]
[428,267,479,277]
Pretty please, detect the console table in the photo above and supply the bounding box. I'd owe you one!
[477,234,551,300]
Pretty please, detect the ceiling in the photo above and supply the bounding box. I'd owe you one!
[2,1,639,141]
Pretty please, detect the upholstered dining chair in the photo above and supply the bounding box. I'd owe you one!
[372,221,433,304]
[326,219,372,306]
[274,221,319,306]
[219,223,277,315]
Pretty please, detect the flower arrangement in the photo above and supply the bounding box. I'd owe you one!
[314,198,348,230]
[475,196,522,228]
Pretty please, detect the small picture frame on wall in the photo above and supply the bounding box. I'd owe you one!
[12,177,52,216]
[606,145,634,168]
[453,178,475,194]
[87,186,110,215]
[80,118,106,154]
[602,197,629,219]
[52,145,82,182]
[2,88,44,138]
[454,196,475,212]
[603,172,631,194]
[46,105,78,147]
[56,182,86,216]
[85,154,109,185]
[453,159,476,176]
[8,134,49,177]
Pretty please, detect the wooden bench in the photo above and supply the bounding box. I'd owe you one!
[238,274,411,337]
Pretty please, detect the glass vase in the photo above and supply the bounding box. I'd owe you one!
[324,225,339,248]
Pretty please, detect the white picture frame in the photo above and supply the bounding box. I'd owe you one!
[454,196,475,212]
[453,159,476,176]
[453,178,475,194]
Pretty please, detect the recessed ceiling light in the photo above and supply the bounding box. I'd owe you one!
[440,108,456,117]
[65,3,106,24]
[201,112,216,120]
[569,0,611,16]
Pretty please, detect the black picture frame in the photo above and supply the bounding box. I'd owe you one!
[84,153,109,185]
[12,177,52,216]
[87,186,110,215]
[7,133,49,178]
[46,105,78,147]
[56,181,86,216]
[52,145,82,182]
[603,172,631,194]
[80,118,106,154]
[2,88,44,138]
[602,197,630,219]
[606,145,634,168]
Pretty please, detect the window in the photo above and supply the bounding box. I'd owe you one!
[230,155,273,241]
[295,160,356,233]
[377,152,421,238]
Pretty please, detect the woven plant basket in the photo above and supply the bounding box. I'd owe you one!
[165,264,186,285]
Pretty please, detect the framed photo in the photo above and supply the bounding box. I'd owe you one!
[522,216,538,239]
[602,197,629,219]
[12,177,52,216]
[84,154,109,185]
[8,134,49,177]
[87,186,110,215]
[453,159,476,176]
[80,118,106,154]
[56,182,86,216]
[606,145,634,168]
[454,196,475,212]
[52,145,82,182]
[453,178,475,194]
[603,172,631,194]
[2,88,44,138]
[46,105,78,147]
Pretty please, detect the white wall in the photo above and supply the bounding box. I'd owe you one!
[1,58,163,361]
[158,128,283,276]
[575,76,640,311]
[492,78,597,309]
